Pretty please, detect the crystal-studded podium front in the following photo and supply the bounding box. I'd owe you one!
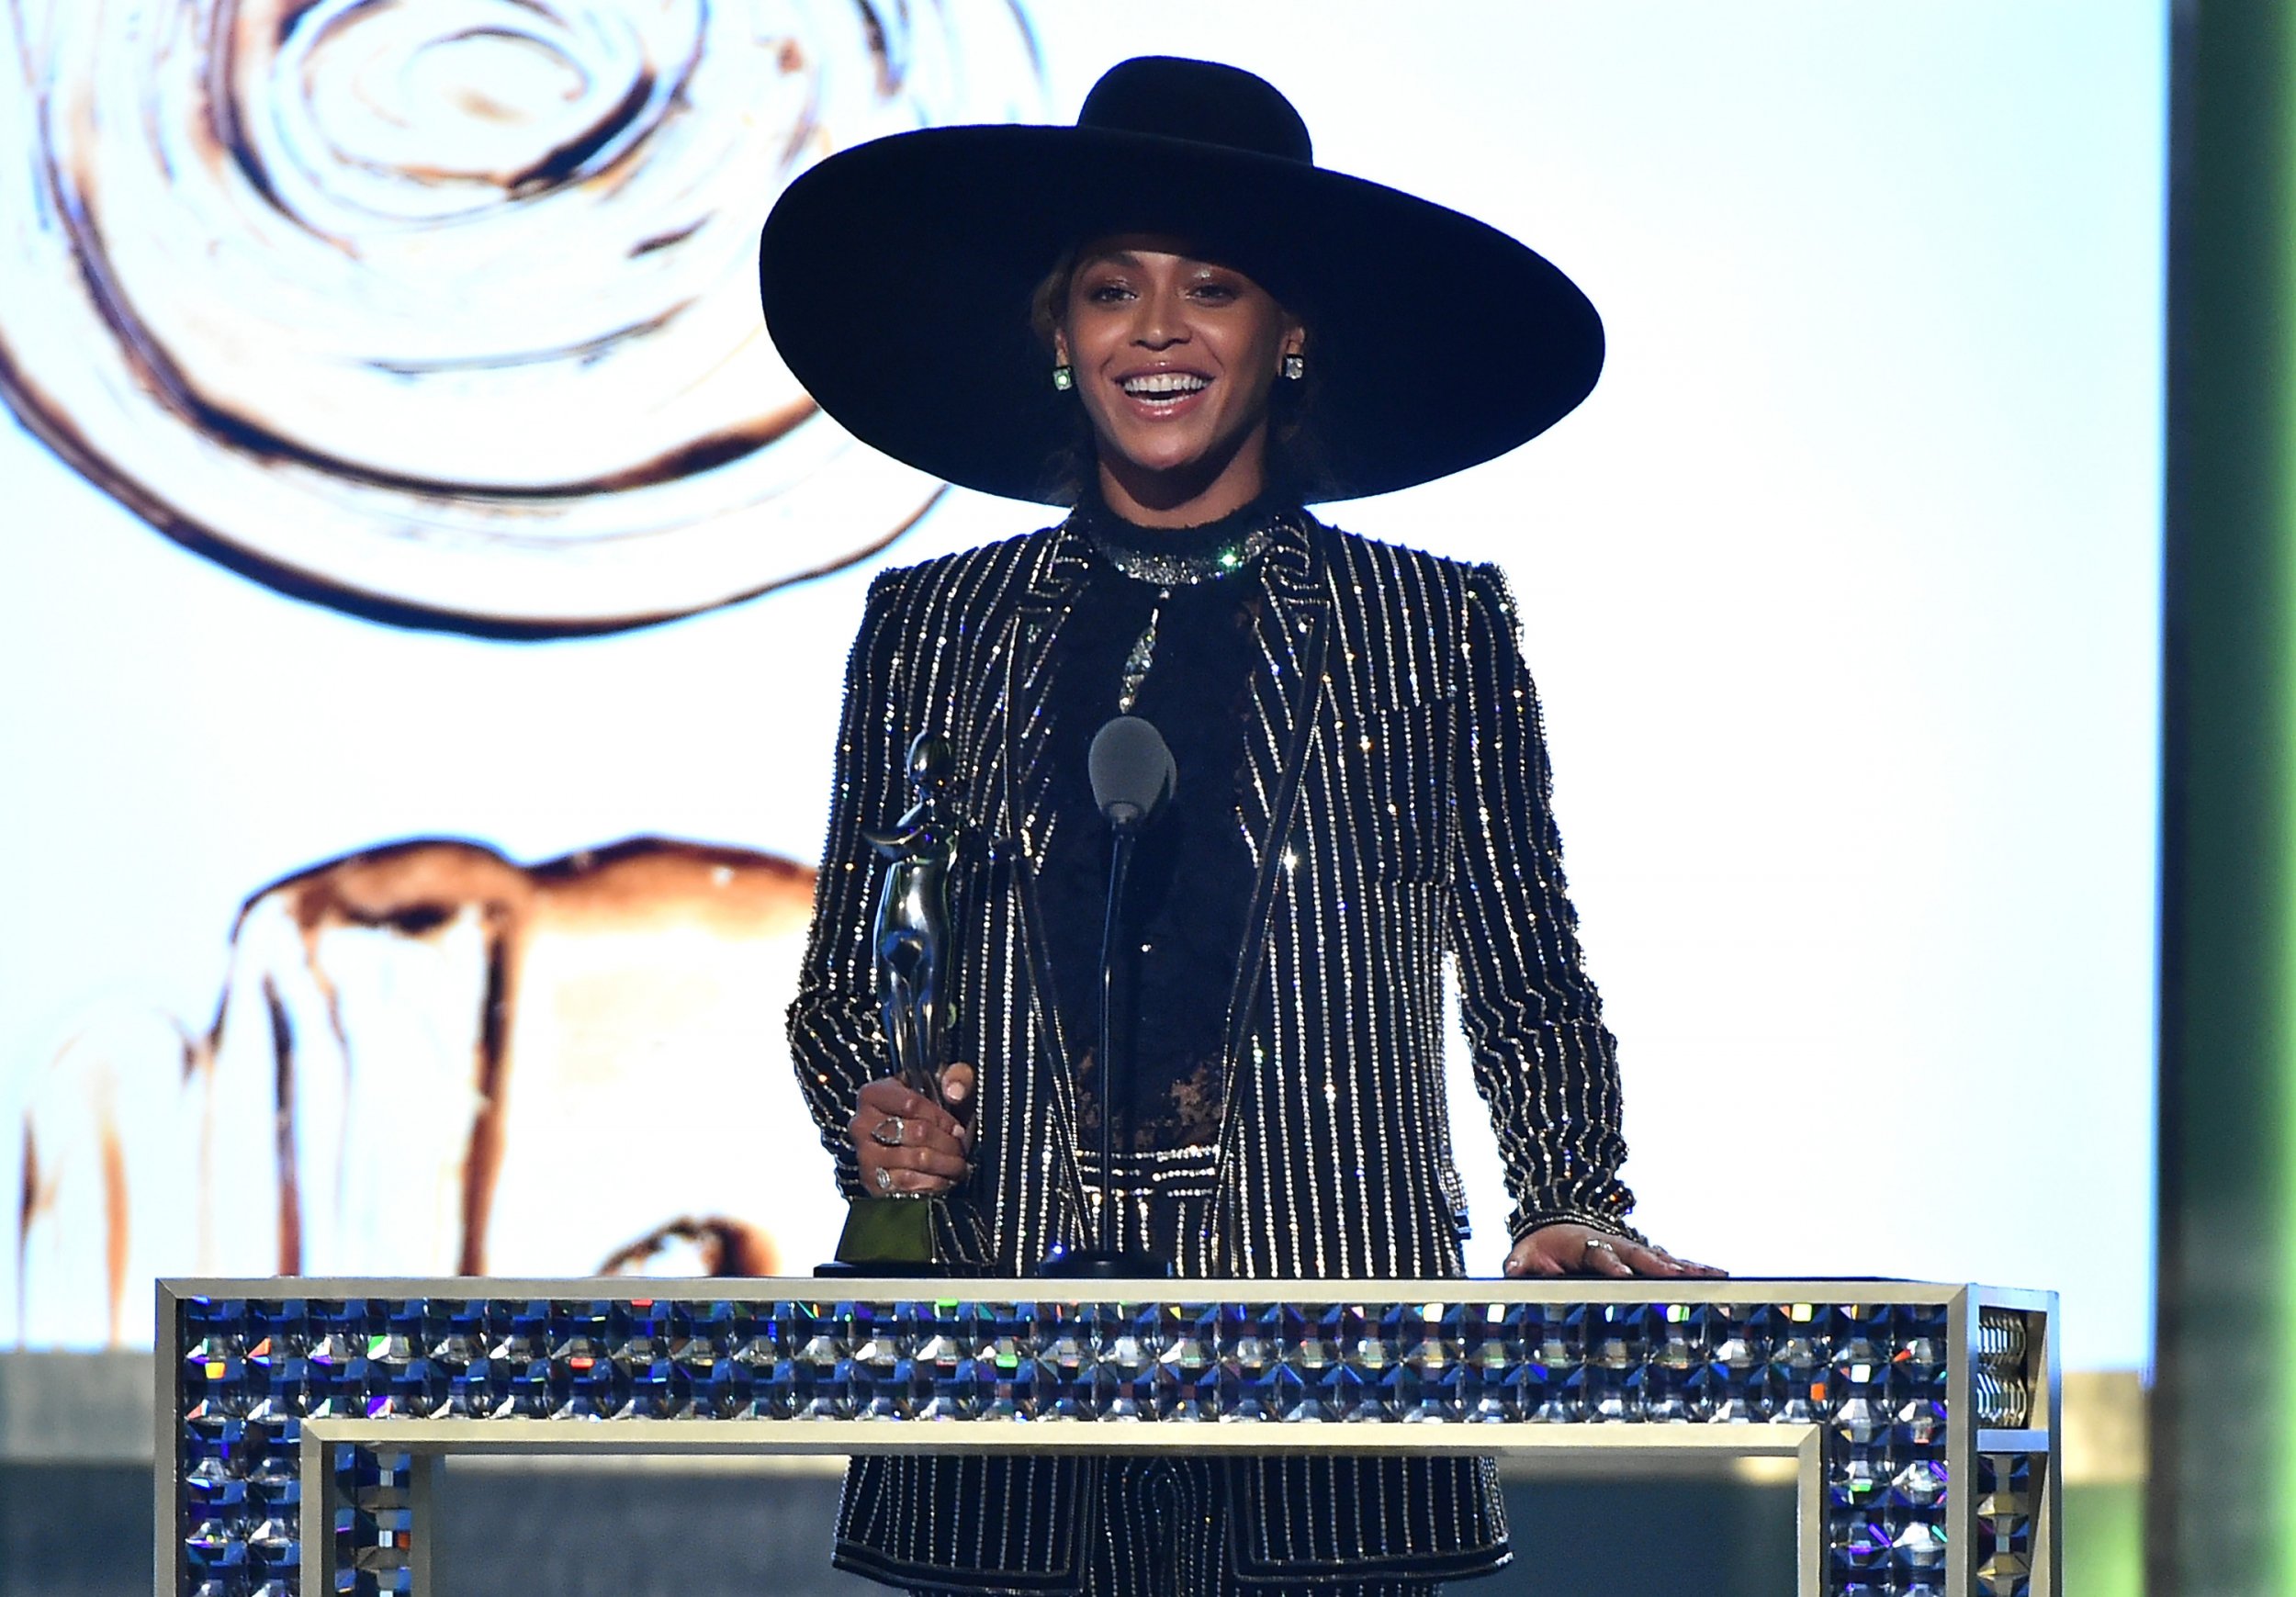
[159,1281,2055,1597]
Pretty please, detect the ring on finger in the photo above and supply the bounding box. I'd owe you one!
[1582,1237,1618,1259]
[870,1115,906,1149]
[874,1165,895,1195]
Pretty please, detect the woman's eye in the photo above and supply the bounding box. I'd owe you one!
[1191,282,1239,302]
[1084,282,1132,303]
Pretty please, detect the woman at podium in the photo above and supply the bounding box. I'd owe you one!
[771,54,1716,1597]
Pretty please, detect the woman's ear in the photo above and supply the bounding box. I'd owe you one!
[1052,330,1071,366]
[1279,325,1307,380]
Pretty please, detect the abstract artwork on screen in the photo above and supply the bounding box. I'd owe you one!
[0,0,1045,633]
[17,837,838,1345]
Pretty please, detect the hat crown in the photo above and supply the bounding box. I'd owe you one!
[1076,57,1313,166]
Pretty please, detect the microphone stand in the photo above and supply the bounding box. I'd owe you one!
[1097,815,1137,1259]
[1039,804,1174,1279]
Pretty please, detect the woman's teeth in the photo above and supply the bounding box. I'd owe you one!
[1121,373,1210,401]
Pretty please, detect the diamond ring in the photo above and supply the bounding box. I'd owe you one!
[874,1165,895,1195]
[870,1115,906,1148]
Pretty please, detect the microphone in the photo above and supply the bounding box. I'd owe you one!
[1039,715,1178,1279]
[1088,715,1176,829]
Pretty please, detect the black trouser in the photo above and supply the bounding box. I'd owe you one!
[907,1455,1444,1597]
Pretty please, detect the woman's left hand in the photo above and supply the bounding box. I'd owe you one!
[1503,1223,1727,1279]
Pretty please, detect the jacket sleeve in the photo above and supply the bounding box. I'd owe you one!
[1446,561,1642,1243]
[786,569,908,1199]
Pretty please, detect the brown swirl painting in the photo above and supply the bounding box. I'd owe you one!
[0,0,1045,634]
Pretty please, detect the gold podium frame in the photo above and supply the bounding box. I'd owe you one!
[156,1276,2057,1597]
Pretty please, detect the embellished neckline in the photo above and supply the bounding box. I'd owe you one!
[1071,489,1293,587]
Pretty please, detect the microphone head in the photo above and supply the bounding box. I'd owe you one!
[1088,715,1177,827]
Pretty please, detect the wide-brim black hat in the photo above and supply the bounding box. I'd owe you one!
[759,56,1603,505]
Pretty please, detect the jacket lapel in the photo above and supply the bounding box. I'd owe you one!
[993,523,1096,1224]
[1221,512,1333,1044]
[997,519,1093,876]
[1211,518,1333,1223]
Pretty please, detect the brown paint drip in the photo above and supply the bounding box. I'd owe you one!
[856,0,899,97]
[263,977,302,1276]
[99,1116,130,1347]
[17,1030,148,1345]
[16,1122,39,1344]
[237,840,529,1275]
[459,908,516,1276]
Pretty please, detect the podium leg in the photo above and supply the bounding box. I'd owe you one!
[1794,1427,1824,1597]
[409,1453,438,1596]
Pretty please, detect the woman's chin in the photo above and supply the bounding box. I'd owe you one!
[1095,439,1264,514]
[1112,451,1216,487]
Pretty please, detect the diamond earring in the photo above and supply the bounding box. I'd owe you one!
[1052,363,1075,391]
[1281,352,1305,381]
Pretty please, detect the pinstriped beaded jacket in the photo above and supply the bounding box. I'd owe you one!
[785,510,1638,1586]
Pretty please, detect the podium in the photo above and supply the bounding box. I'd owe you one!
[160,1276,2056,1597]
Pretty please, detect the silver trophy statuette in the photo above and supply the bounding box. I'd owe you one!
[864,732,963,1109]
[827,731,967,1272]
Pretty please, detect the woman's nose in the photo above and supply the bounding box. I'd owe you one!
[1131,290,1187,346]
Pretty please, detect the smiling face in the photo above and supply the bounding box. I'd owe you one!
[1053,235,1303,525]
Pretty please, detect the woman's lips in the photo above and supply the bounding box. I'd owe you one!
[1114,371,1211,415]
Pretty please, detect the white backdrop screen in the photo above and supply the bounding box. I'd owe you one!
[0,1,2163,1371]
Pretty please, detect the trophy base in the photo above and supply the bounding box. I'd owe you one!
[815,1197,941,1277]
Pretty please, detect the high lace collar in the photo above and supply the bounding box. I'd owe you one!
[1069,488,1297,586]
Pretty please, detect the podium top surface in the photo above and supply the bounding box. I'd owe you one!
[157,1276,2056,1310]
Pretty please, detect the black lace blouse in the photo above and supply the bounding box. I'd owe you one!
[1037,490,1291,1187]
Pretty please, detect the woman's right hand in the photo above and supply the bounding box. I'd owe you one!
[850,1063,975,1197]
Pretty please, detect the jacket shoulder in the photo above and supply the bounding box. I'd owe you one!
[854,530,1059,643]
[1312,520,1494,593]
[1311,519,1503,625]
[1310,523,1525,705]
[871,527,1056,602]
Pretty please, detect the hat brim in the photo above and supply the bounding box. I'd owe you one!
[759,122,1603,504]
